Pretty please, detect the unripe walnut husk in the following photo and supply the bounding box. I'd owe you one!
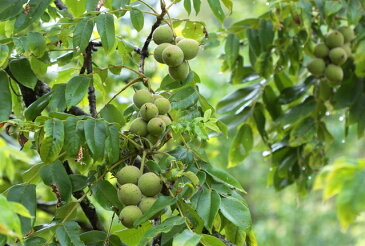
[325,31,345,48]
[154,43,172,64]
[307,58,326,76]
[140,103,159,121]
[313,43,329,58]
[133,90,154,108]
[162,45,184,67]
[338,26,355,43]
[147,117,166,136]
[118,183,143,205]
[177,38,200,60]
[119,205,143,228]
[152,25,174,44]
[129,117,148,136]
[158,115,172,126]
[138,172,162,197]
[329,47,347,65]
[169,62,189,81]
[154,98,171,115]
[325,64,343,83]
[116,166,141,185]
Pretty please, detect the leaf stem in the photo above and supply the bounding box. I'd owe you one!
[140,151,147,173]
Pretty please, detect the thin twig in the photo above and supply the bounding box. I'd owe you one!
[137,0,159,14]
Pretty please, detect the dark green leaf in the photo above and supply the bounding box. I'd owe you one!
[40,161,72,202]
[9,58,38,89]
[40,119,65,163]
[130,8,144,31]
[86,0,99,11]
[276,97,316,126]
[0,0,27,21]
[84,119,107,161]
[173,229,201,246]
[220,197,251,232]
[184,0,192,15]
[80,231,107,245]
[105,124,121,163]
[27,32,46,58]
[263,85,282,120]
[229,124,253,167]
[65,75,91,108]
[201,234,226,246]
[49,84,67,112]
[0,71,11,121]
[96,13,115,53]
[70,174,88,192]
[100,104,124,125]
[0,44,10,67]
[73,19,94,51]
[24,92,52,121]
[254,52,273,79]
[64,116,82,158]
[56,221,85,246]
[170,86,199,110]
[24,237,47,246]
[225,34,240,69]
[258,19,274,51]
[207,0,225,23]
[91,180,122,211]
[193,0,201,14]
[253,103,267,141]
[14,0,52,32]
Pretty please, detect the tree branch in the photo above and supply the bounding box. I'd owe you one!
[54,0,67,11]
[37,201,57,214]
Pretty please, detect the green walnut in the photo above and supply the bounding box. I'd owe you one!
[325,31,345,48]
[133,90,154,108]
[307,58,326,76]
[147,117,166,136]
[119,205,143,228]
[139,197,157,214]
[318,80,333,101]
[175,36,184,43]
[116,166,141,185]
[129,117,148,136]
[118,183,143,205]
[169,62,189,81]
[154,43,172,63]
[338,26,355,43]
[177,38,200,60]
[342,43,352,57]
[140,103,159,121]
[138,172,162,197]
[158,115,172,126]
[325,64,343,83]
[152,25,174,45]
[313,43,329,58]
[329,47,347,65]
[154,98,171,115]
[162,45,184,67]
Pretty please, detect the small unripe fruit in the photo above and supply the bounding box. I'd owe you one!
[342,43,352,57]
[325,64,343,83]
[116,166,141,185]
[313,43,329,58]
[138,172,162,197]
[158,115,172,126]
[338,26,355,43]
[325,31,344,48]
[154,43,172,63]
[140,103,159,121]
[307,58,326,76]
[177,38,200,60]
[139,197,157,214]
[319,80,333,101]
[133,90,154,108]
[153,25,174,45]
[119,206,142,228]
[147,118,166,136]
[329,47,347,65]
[162,45,184,67]
[129,117,148,136]
[176,36,184,43]
[154,98,171,114]
[153,94,164,101]
[169,62,189,81]
[118,183,143,205]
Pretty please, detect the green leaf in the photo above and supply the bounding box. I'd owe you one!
[73,19,94,51]
[91,180,122,211]
[253,103,267,141]
[24,237,47,246]
[80,231,107,245]
[137,216,186,246]
[64,116,82,158]
[30,56,48,76]
[65,0,86,16]
[254,52,273,79]
[229,124,253,167]
[258,19,274,51]
[324,0,343,16]
[86,0,99,11]
[24,92,52,121]
[14,0,52,32]
[84,119,107,160]
[193,0,201,14]
[192,188,221,232]
[49,84,67,112]
[276,97,316,126]
[263,85,282,120]
[0,44,10,67]
[159,72,194,90]
[220,197,251,232]
[207,0,225,23]
[96,13,115,53]
[65,75,91,108]
[184,0,192,15]
[105,124,121,163]
[0,70,11,121]
[200,234,226,246]
[289,117,316,146]
[7,184,36,235]
[173,229,201,246]
[0,195,22,238]
[203,163,245,192]
[100,104,124,125]
[0,0,27,21]
[134,196,177,226]
[130,8,144,31]
[27,32,47,58]
[182,21,205,40]
[225,34,240,69]
[224,221,246,245]
[221,0,233,13]
[170,86,199,110]
[40,161,72,202]
[40,118,65,163]
[56,221,85,246]
[9,58,38,89]
[70,174,88,192]
[178,202,204,233]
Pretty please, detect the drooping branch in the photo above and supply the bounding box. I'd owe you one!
[54,0,67,11]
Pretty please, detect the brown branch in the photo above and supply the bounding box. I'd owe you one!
[139,0,167,74]
[37,201,57,214]
[54,0,67,11]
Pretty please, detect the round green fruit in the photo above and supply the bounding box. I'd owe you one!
[319,80,333,101]
[152,25,174,44]
[177,38,200,60]
[139,197,157,214]
[129,117,148,136]
[118,183,143,205]
[342,43,352,57]
[158,115,172,126]
[140,103,159,121]
[325,64,343,83]
[119,205,143,228]
[169,62,189,81]
[162,45,184,67]
[154,43,171,63]
[116,166,141,185]
[329,47,347,65]
[313,43,329,58]
[325,31,345,48]
[307,58,326,76]
[133,90,154,108]
[153,94,164,101]
[154,98,171,114]
[147,117,166,136]
[175,36,184,43]
[338,26,355,43]
[138,172,162,197]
